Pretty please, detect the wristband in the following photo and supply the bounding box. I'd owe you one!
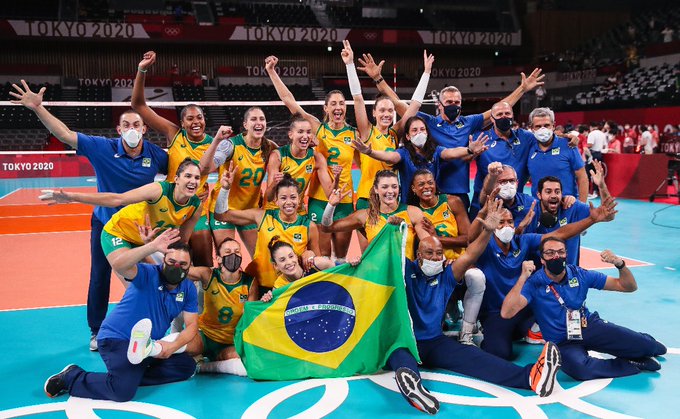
[374,76,384,84]
[614,260,625,269]
[138,67,147,73]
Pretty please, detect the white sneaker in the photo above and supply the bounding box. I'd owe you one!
[89,334,98,352]
[127,318,153,365]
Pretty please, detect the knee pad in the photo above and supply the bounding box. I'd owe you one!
[464,268,486,294]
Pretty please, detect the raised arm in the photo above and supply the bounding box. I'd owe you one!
[479,162,503,205]
[319,188,366,233]
[114,228,182,279]
[589,159,611,202]
[452,198,502,279]
[600,250,637,292]
[342,40,372,140]
[351,138,402,164]
[500,260,533,319]
[546,196,618,241]
[132,51,179,143]
[482,68,545,124]
[212,162,265,226]
[357,53,409,117]
[265,55,321,132]
[10,80,77,148]
[198,125,233,176]
[393,50,434,133]
[40,182,162,208]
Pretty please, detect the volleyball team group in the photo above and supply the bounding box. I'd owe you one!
[11,40,666,415]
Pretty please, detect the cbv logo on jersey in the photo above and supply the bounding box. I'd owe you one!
[569,277,579,288]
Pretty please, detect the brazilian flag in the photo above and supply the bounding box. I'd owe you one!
[235,224,419,380]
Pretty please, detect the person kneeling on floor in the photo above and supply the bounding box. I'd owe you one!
[44,229,198,402]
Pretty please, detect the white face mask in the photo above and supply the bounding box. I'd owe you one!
[410,132,427,148]
[494,226,515,244]
[534,127,553,143]
[420,258,444,277]
[498,182,517,200]
[122,128,142,148]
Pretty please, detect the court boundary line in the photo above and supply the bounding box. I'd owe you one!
[0,188,21,200]
[580,246,654,266]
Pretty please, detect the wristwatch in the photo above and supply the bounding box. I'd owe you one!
[614,260,626,269]
[374,76,384,84]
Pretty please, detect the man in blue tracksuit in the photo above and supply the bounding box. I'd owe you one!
[393,200,561,400]
[11,80,168,351]
[44,229,198,401]
[501,237,666,380]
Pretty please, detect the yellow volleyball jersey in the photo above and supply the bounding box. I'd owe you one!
[357,126,398,200]
[103,181,201,245]
[264,144,316,210]
[308,124,355,204]
[245,209,311,288]
[420,194,465,260]
[199,269,254,345]
[273,274,292,289]
[364,203,416,260]
[226,134,266,211]
[167,128,213,194]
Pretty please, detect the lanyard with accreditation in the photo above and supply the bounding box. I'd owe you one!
[548,284,587,340]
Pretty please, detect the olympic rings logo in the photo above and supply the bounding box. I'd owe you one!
[164,27,181,37]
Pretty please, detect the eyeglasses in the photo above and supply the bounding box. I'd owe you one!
[542,249,567,258]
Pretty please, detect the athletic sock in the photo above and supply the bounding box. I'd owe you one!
[199,359,247,376]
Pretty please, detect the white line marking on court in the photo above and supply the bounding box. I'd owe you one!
[0,187,22,200]
[581,246,654,266]
[0,230,90,237]
[666,347,680,355]
[665,267,677,271]
[0,300,120,312]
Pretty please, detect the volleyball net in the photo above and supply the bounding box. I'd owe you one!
[0,98,438,179]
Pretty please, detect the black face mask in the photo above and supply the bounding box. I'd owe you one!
[540,211,558,228]
[443,104,461,121]
[222,253,242,273]
[162,264,188,285]
[544,257,566,276]
[493,116,513,132]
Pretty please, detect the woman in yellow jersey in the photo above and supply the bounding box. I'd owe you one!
[132,50,213,267]
[213,170,320,290]
[39,159,203,275]
[199,107,277,258]
[183,237,257,376]
[343,41,432,211]
[410,169,469,260]
[320,170,430,260]
[266,55,354,262]
[260,237,360,302]
[264,115,338,212]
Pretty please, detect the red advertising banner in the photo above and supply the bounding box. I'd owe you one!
[555,106,680,128]
[0,153,94,179]
[0,20,521,47]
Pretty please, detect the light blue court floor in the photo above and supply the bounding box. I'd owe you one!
[1,176,679,418]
